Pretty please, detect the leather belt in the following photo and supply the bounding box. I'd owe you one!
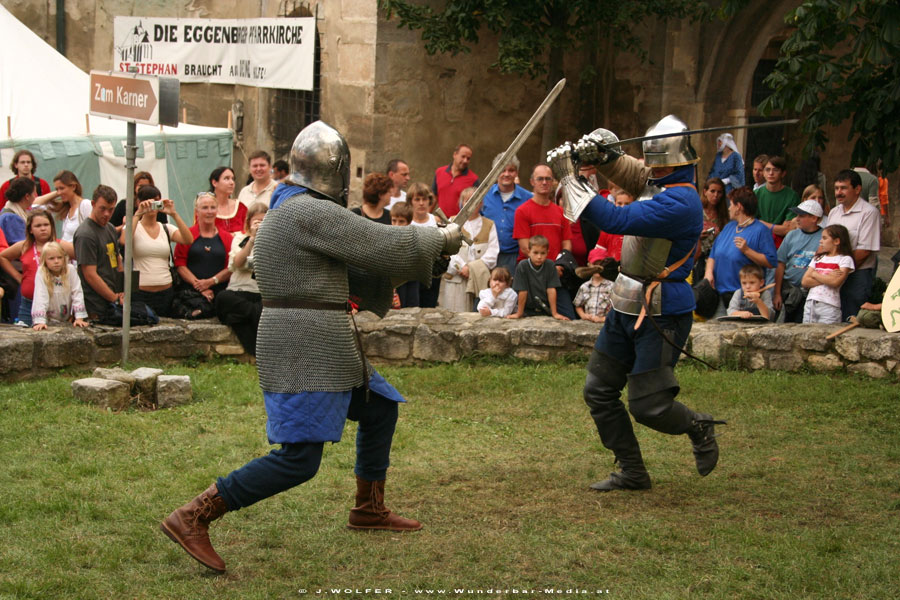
[262,298,352,312]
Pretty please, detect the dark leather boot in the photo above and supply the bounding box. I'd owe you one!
[589,467,652,492]
[160,483,228,573]
[688,413,727,476]
[347,476,422,531]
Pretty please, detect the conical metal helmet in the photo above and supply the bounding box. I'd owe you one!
[642,114,699,168]
[287,120,350,206]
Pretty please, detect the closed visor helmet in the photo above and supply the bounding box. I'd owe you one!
[287,120,351,206]
[642,114,699,168]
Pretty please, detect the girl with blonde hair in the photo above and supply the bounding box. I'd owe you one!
[31,241,88,329]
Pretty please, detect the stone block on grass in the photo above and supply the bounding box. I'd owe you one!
[72,378,131,410]
[157,375,193,408]
[93,367,136,388]
[131,367,164,405]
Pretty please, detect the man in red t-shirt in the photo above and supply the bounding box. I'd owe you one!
[513,164,572,262]
[0,150,51,211]
[432,144,479,218]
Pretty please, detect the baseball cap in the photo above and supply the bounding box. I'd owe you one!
[790,199,824,218]
[587,247,608,264]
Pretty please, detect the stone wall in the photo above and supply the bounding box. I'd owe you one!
[0,320,248,381]
[357,309,900,379]
[3,309,899,382]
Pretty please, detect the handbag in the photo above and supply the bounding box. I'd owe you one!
[163,225,182,288]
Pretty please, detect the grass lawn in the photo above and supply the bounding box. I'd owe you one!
[1,358,898,599]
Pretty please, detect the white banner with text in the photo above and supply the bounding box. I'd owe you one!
[113,17,315,90]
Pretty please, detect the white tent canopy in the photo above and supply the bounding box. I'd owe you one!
[0,3,233,215]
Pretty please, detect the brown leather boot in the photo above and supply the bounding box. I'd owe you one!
[160,483,229,573]
[347,475,422,532]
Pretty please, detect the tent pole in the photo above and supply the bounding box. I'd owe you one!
[122,120,137,366]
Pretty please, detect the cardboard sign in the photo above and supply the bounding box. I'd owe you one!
[881,264,900,332]
[113,17,315,90]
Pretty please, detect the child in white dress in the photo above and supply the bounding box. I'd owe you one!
[31,241,88,330]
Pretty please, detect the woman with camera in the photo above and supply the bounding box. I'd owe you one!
[122,185,193,317]
[214,202,267,355]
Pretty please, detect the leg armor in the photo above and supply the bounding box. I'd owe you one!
[584,350,650,490]
[626,366,694,435]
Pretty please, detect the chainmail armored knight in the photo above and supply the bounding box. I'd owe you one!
[160,122,463,575]
[254,192,444,393]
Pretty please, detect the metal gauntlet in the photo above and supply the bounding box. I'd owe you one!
[547,141,602,222]
[438,223,463,255]
[574,128,624,166]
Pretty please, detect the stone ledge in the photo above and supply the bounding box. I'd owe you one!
[3,309,898,381]
[355,309,899,380]
[0,318,248,381]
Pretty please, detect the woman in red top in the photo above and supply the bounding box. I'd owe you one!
[208,167,247,234]
[0,211,74,325]
[172,192,233,318]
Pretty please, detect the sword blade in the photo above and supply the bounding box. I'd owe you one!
[608,118,800,148]
[452,78,566,227]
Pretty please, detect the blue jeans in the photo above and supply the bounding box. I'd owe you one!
[17,296,33,326]
[556,288,576,320]
[840,268,873,322]
[216,386,399,511]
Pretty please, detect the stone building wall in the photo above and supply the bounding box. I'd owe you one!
[2,0,895,230]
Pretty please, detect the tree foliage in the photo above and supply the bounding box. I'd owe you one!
[759,0,900,173]
[379,0,715,79]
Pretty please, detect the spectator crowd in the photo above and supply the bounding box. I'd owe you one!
[0,139,894,348]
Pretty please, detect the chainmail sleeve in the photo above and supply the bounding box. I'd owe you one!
[597,155,652,200]
[253,193,444,393]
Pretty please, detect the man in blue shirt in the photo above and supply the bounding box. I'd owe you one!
[549,116,725,493]
[480,153,531,275]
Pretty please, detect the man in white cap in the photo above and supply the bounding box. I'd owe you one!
[774,199,824,322]
[707,133,745,194]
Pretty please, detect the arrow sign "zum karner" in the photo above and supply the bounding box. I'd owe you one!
[90,71,179,126]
